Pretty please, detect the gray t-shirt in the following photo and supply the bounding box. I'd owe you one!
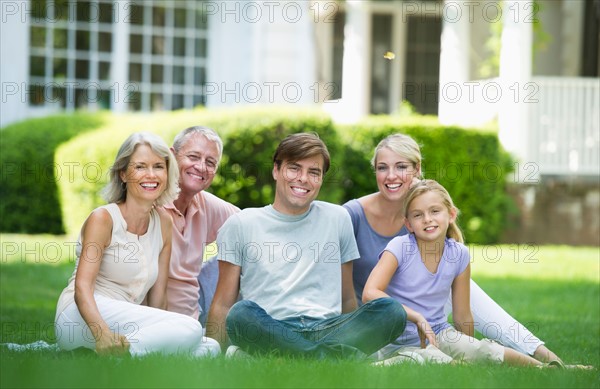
[217,201,359,321]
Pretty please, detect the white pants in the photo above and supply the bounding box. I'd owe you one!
[443,279,543,356]
[55,294,220,357]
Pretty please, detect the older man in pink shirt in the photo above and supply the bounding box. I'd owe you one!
[164,126,239,321]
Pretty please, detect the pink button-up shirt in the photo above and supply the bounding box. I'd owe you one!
[164,191,239,319]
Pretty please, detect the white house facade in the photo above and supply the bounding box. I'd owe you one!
[1,0,599,244]
[2,0,598,178]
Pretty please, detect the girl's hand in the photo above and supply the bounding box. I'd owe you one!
[400,177,421,201]
[95,330,130,356]
[416,317,437,349]
[409,176,421,190]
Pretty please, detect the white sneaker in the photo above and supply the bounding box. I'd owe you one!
[225,345,251,359]
[372,351,425,366]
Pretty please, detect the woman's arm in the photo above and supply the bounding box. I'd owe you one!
[146,208,172,310]
[341,262,357,313]
[74,209,129,355]
[363,252,437,348]
[451,264,474,337]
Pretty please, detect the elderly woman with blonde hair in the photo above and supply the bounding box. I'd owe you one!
[54,132,219,357]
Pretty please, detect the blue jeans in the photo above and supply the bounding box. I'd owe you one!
[226,298,406,359]
[197,257,219,327]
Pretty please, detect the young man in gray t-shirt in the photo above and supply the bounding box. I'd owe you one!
[206,133,407,359]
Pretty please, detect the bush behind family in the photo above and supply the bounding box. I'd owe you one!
[1,109,514,244]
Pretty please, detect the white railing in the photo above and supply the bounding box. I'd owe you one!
[529,76,600,177]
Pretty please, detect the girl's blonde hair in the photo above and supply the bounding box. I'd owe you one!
[402,179,464,243]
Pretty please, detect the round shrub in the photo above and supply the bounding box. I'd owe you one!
[0,112,105,234]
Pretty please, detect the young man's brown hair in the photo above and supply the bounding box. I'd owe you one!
[272,133,331,174]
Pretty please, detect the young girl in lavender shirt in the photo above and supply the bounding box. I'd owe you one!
[345,133,563,364]
[363,179,545,366]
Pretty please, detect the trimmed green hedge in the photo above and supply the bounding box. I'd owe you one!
[5,108,515,243]
[0,113,105,234]
[56,107,345,235]
[55,108,221,235]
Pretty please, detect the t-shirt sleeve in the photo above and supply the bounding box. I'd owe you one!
[446,240,470,277]
[342,200,359,237]
[215,214,243,267]
[381,235,414,272]
[458,243,470,275]
[339,210,360,264]
[381,236,400,264]
[206,194,240,243]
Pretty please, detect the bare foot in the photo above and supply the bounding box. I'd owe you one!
[533,345,562,364]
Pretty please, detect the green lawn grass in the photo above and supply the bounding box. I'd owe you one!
[1,235,599,388]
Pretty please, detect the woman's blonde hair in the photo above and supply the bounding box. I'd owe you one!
[102,132,179,206]
[402,179,464,243]
[371,133,422,177]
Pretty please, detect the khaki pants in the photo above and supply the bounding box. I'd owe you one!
[437,327,504,363]
[379,327,505,364]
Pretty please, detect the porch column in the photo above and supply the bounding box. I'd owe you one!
[1,0,29,127]
[438,0,470,125]
[327,0,370,123]
[498,0,533,178]
[111,2,130,113]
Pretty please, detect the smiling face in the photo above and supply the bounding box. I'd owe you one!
[374,147,420,202]
[120,144,168,204]
[272,155,324,215]
[405,190,457,243]
[173,133,219,196]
